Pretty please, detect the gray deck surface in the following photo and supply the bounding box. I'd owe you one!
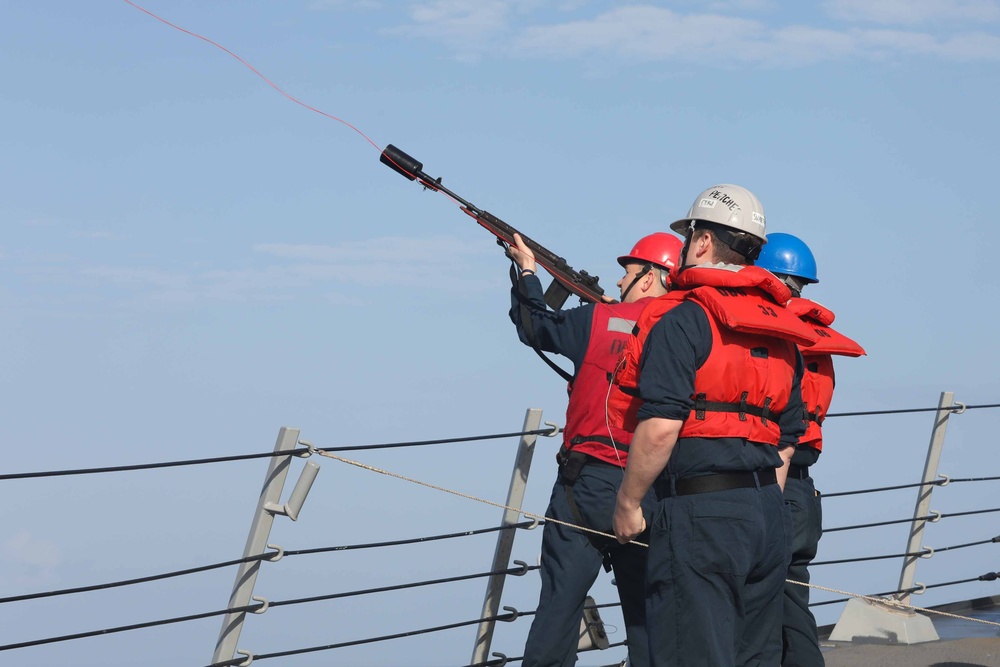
[821,598,1000,667]
[823,636,999,667]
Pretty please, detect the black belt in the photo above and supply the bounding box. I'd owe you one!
[788,464,811,479]
[654,468,777,498]
[569,435,629,452]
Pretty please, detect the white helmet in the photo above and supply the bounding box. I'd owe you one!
[669,184,767,243]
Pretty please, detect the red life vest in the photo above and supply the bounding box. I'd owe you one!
[788,298,866,451]
[610,264,819,445]
[561,298,651,466]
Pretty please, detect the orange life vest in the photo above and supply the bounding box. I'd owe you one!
[561,298,651,466]
[788,298,865,451]
[610,264,819,445]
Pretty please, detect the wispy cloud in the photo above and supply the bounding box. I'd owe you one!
[514,7,767,61]
[824,0,1000,26]
[71,236,497,304]
[309,0,382,10]
[384,0,516,60]
[255,235,485,263]
[393,1,1000,65]
[255,235,497,290]
[857,28,1000,59]
[0,532,61,589]
[2,532,60,568]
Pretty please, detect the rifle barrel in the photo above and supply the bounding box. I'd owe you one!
[380,144,610,305]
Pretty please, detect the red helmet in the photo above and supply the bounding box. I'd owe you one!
[617,233,683,271]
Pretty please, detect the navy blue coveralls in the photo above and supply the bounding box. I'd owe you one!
[783,445,824,667]
[637,300,804,667]
[510,273,655,667]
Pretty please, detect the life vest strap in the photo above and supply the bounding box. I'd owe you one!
[804,408,825,425]
[569,435,630,452]
[693,392,782,426]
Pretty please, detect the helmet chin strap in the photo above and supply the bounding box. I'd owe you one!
[620,264,652,302]
[677,221,696,273]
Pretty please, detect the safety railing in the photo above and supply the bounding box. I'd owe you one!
[1,394,998,665]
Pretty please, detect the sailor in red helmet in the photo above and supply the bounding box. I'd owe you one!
[508,230,682,667]
[757,232,866,667]
[613,185,817,667]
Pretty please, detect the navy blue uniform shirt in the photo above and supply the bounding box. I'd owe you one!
[636,299,806,477]
[508,274,594,372]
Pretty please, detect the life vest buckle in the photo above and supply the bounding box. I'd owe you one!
[738,391,749,421]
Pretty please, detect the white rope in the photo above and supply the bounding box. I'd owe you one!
[316,449,1000,628]
[314,449,647,547]
[785,579,1000,628]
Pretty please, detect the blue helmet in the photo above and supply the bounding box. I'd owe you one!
[756,233,818,283]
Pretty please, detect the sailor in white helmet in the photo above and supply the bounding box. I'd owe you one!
[613,185,816,666]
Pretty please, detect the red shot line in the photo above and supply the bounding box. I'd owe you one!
[120,0,454,202]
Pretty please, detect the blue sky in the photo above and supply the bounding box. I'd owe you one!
[3,1,1000,665]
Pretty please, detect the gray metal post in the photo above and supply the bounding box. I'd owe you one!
[211,427,302,664]
[470,408,544,665]
[896,391,956,606]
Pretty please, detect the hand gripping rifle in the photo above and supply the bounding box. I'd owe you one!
[379,144,613,310]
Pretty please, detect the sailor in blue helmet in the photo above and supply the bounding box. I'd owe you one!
[757,233,866,667]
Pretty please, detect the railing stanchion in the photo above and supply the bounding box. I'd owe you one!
[896,391,956,606]
[211,427,303,664]
[470,408,543,664]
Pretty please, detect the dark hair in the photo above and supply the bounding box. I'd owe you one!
[692,222,761,265]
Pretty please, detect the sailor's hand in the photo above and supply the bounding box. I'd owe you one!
[613,497,646,544]
[510,233,537,274]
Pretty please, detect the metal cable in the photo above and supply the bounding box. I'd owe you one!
[267,564,538,609]
[206,602,623,667]
[0,449,312,481]
[812,535,997,567]
[823,479,944,498]
[824,513,938,533]
[465,640,629,667]
[948,475,1000,483]
[0,552,274,605]
[4,399,993,483]
[819,475,1000,499]
[0,564,532,654]
[813,549,930,567]
[932,536,1000,553]
[205,608,524,667]
[0,522,535,605]
[0,428,556,481]
[283,520,539,557]
[810,571,1000,607]
[0,602,258,653]
[825,508,1000,532]
[826,402,1000,418]
[4,404,996,484]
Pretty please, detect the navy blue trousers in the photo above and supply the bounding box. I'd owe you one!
[645,483,791,667]
[522,463,654,667]
[781,474,824,666]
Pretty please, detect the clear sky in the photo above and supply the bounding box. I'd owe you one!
[3,1,1000,665]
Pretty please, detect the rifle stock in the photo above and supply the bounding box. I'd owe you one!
[380,144,613,309]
